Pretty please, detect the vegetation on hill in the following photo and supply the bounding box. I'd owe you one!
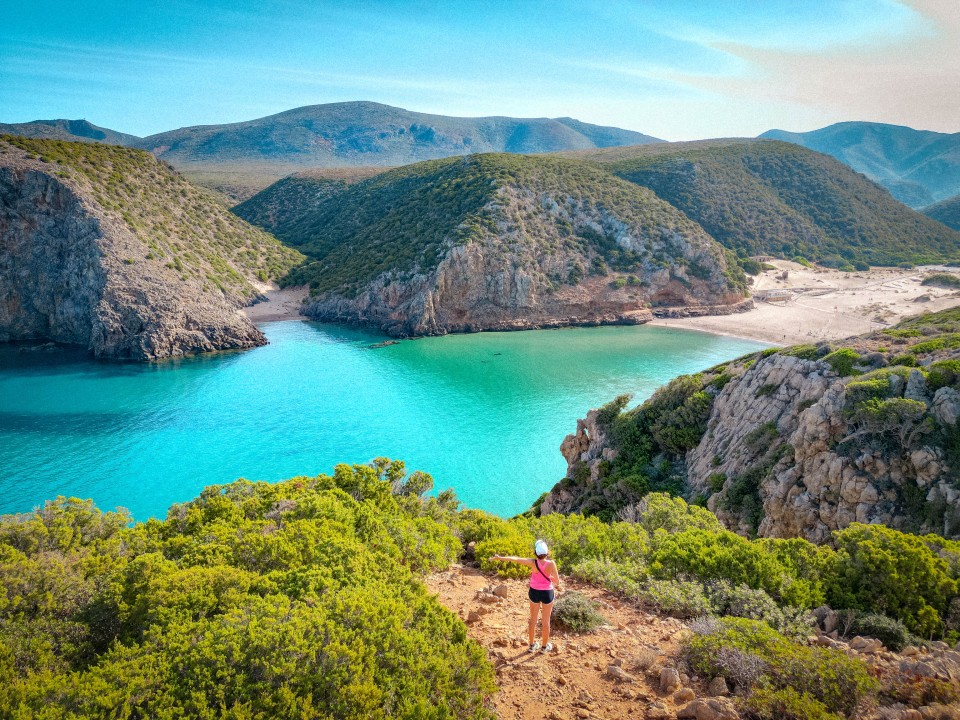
[760,121,960,207]
[0,462,495,719]
[267,152,745,298]
[924,194,960,231]
[1,135,303,301]
[4,463,959,719]
[233,167,386,235]
[562,139,960,268]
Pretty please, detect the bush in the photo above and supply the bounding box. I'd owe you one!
[830,524,958,637]
[823,348,861,376]
[638,578,712,618]
[0,464,497,719]
[552,591,606,633]
[743,686,843,720]
[685,617,878,716]
[848,612,911,651]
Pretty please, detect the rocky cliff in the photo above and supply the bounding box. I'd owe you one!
[541,307,960,542]
[0,136,303,360]
[261,154,748,336]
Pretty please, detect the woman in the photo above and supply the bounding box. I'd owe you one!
[492,539,562,652]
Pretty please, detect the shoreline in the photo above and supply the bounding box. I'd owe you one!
[244,284,309,323]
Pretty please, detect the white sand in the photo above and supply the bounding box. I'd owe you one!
[650,261,960,346]
[243,284,309,323]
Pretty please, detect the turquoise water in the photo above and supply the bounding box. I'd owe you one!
[0,322,767,520]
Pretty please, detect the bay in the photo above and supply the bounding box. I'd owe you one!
[0,321,767,520]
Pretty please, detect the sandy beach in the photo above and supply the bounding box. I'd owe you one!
[651,261,960,346]
[243,284,309,322]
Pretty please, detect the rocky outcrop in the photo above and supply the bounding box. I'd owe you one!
[303,180,748,336]
[545,327,960,540]
[0,139,299,360]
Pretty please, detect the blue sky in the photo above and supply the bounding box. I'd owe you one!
[1,0,956,139]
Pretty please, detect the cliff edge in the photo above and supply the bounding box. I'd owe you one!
[0,136,302,360]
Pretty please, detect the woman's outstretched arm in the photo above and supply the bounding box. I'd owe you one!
[490,554,534,567]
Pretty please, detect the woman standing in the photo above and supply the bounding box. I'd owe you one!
[492,539,562,652]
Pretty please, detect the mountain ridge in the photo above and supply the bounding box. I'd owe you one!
[760,121,960,207]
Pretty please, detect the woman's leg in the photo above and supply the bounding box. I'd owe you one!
[528,602,540,646]
[540,600,554,646]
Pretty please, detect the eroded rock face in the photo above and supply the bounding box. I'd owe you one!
[693,354,959,541]
[0,160,265,360]
[303,188,749,336]
[547,351,960,541]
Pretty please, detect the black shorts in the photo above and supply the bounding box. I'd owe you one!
[528,587,555,604]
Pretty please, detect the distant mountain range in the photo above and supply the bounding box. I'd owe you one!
[760,122,960,208]
[0,102,662,199]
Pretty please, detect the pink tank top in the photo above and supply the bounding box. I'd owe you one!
[530,560,553,590]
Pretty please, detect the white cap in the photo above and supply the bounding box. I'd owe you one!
[534,539,549,555]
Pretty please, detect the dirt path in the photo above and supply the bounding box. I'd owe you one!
[427,565,708,720]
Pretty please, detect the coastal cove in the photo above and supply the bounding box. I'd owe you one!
[0,322,766,520]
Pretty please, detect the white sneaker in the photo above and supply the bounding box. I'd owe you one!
[542,642,554,653]
[528,641,541,653]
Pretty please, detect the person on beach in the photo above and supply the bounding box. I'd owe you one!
[491,539,562,653]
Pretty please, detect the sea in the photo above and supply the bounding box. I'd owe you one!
[0,321,767,520]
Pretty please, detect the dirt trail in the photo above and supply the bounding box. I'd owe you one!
[427,565,705,720]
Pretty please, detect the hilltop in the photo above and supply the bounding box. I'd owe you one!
[248,152,748,336]
[0,118,141,148]
[540,305,960,544]
[139,102,662,198]
[561,139,960,268]
[760,122,960,207]
[0,135,303,360]
[925,194,960,231]
[0,103,662,200]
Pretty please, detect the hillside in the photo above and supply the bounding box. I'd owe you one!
[760,122,960,207]
[540,305,960,545]
[3,462,959,720]
[233,166,387,235]
[925,194,960,231]
[0,118,140,147]
[562,139,960,268]
[249,152,748,336]
[134,101,662,197]
[0,135,303,360]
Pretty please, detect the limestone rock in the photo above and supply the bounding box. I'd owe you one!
[0,143,274,360]
[707,676,729,697]
[659,666,681,693]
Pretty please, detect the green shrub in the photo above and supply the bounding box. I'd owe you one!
[921,273,960,289]
[743,686,843,720]
[792,256,813,268]
[848,612,911,651]
[927,360,960,391]
[830,523,958,637]
[0,463,496,719]
[552,591,606,633]
[638,578,712,618]
[782,344,820,360]
[685,617,878,716]
[823,348,861,376]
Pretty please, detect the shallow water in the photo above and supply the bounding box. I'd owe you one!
[0,322,767,520]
